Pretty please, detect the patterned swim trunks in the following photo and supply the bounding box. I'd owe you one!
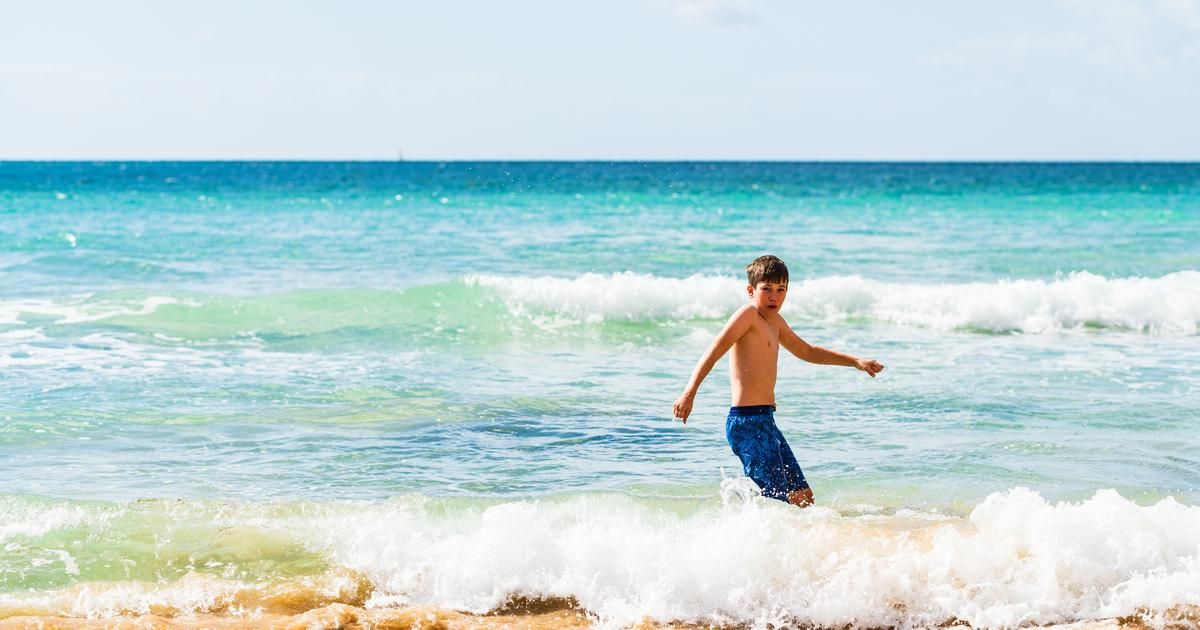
[725,405,808,501]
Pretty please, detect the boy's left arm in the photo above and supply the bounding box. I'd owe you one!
[779,322,885,377]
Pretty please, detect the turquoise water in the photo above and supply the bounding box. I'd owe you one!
[2,162,1199,626]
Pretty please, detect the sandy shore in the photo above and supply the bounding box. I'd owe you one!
[5,602,1193,630]
[2,582,1195,630]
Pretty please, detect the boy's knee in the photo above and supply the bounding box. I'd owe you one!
[787,487,814,508]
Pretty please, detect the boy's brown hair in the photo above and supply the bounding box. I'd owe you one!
[746,255,789,286]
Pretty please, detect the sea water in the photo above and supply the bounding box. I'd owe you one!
[1,162,1198,627]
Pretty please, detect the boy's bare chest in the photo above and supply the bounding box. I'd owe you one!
[737,321,781,357]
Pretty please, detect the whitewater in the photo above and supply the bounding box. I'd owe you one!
[3,488,1200,628]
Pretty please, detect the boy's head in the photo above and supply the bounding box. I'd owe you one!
[745,255,789,313]
[746,255,788,287]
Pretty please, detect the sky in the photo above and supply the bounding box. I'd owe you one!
[2,0,1199,160]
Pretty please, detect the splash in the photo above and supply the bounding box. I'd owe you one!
[3,489,1199,628]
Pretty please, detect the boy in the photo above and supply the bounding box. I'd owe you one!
[673,255,884,507]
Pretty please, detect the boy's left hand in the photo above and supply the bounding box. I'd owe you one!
[856,358,884,377]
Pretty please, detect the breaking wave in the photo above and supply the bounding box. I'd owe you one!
[471,270,1200,334]
[1,271,1196,344]
[2,488,1199,627]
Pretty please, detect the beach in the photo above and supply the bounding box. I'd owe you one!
[2,605,1184,629]
[2,161,1199,628]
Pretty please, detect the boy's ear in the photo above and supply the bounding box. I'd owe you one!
[746,284,754,296]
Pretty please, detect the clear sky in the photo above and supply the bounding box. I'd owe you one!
[2,0,1198,160]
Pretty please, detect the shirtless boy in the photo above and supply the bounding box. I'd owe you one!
[673,255,884,507]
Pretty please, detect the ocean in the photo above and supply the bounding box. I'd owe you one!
[1,161,1198,628]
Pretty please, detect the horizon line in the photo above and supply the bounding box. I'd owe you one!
[4,158,1200,164]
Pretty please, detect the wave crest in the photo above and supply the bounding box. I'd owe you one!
[2,271,1196,340]
[471,270,1200,334]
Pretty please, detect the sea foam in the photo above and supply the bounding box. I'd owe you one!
[0,295,185,326]
[4,272,1195,337]
[317,488,1200,628]
[469,270,1200,334]
[3,489,1199,627]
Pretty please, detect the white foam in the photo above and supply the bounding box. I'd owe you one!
[468,271,1200,334]
[0,498,94,541]
[0,335,421,385]
[304,488,1200,628]
[0,294,186,326]
[0,570,363,620]
[467,272,740,323]
[3,489,1199,627]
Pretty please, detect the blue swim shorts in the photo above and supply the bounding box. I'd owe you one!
[726,405,808,501]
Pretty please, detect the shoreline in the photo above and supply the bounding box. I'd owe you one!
[5,602,1195,630]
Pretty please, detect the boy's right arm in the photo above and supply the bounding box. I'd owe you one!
[673,306,754,424]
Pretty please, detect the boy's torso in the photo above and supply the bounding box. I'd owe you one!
[729,305,782,407]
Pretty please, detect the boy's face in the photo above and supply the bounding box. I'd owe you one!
[747,280,787,315]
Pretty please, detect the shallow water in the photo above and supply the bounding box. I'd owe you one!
[2,161,1198,627]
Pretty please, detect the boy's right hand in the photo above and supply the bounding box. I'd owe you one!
[673,392,694,424]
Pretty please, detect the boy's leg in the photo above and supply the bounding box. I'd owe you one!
[773,425,813,508]
[727,407,813,506]
[787,487,814,507]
